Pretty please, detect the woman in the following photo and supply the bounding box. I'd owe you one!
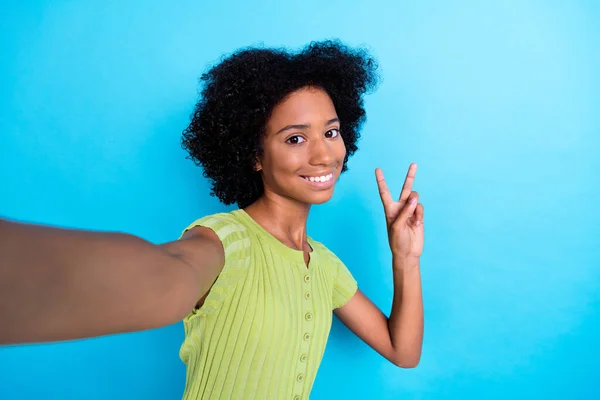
[0,40,424,399]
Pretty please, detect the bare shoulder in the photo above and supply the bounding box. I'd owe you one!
[160,225,225,276]
[160,213,249,310]
[161,211,250,276]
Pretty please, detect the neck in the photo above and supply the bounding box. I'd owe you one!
[243,193,311,251]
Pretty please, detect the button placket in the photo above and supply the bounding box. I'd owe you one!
[293,270,313,399]
[301,270,313,362]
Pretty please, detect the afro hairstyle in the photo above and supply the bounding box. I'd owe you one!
[181,40,379,208]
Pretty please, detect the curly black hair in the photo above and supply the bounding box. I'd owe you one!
[181,40,379,209]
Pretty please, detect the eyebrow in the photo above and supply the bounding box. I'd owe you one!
[275,117,340,135]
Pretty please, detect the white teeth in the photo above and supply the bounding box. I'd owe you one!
[304,173,333,183]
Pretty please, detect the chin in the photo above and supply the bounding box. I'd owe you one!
[304,191,335,205]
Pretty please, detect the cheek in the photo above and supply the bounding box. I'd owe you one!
[264,145,302,175]
[336,142,347,163]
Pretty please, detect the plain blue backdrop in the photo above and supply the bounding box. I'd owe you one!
[1,1,599,399]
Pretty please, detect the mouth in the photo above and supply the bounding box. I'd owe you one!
[300,172,335,190]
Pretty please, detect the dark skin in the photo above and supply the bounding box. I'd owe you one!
[0,220,223,343]
[246,87,424,367]
[245,87,347,264]
[0,86,424,368]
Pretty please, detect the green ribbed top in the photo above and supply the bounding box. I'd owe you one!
[178,209,357,400]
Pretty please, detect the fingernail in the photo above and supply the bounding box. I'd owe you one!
[410,197,417,204]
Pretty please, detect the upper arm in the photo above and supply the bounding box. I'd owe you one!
[88,229,227,335]
[161,225,225,282]
[161,214,251,316]
[334,290,397,363]
[159,225,225,309]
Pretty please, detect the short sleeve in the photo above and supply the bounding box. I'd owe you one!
[331,256,358,310]
[181,213,251,316]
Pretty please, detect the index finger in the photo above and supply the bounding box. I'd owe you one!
[399,163,417,203]
[375,168,393,208]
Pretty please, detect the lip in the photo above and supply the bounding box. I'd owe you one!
[299,173,335,190]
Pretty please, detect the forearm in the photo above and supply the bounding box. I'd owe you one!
[0,218,199,344]
[387,256,424,367]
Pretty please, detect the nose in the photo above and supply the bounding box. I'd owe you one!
[308,136,335,166]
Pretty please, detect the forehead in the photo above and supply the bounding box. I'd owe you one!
[266,87,337,131]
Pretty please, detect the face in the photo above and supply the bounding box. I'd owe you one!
[256,86,347,205]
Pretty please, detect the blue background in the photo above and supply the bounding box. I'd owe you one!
[1,1,599,399]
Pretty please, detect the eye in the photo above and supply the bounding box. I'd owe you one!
[286,135,306,145]
[325,128,340,139]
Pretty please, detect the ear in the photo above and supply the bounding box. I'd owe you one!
[254,157,262,172]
